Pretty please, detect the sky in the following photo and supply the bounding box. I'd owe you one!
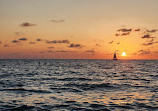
[0,0,158,59]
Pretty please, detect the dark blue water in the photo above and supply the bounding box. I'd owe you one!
[0,59,158,111]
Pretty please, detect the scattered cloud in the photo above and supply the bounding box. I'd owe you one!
[19,38,27,41]
[39,51,45,53]
[51,19,65,22]
[138,49,150,54]
[146,29,158,33]
[96,44,100,47]
[118,28,132,32]
[48,50,76,53]
[147,39,154,42]
[68,43,83,48]
[85,49,96,53]
[141,34,155,39]
[20,22,36,27]
[117,42,120,45]
[142,42,153,46]
[135,29,140,31]
[29,42,35,44]
[12,40,19,43]
[109,41,113,44]
[4,44,10,47]
[142,41,158,46]
[115,33,120,36]
[48,46,54,49]
[121,32,130,36]
[46,39,70,44]
[36,39,43,41]
[15,32,24,36]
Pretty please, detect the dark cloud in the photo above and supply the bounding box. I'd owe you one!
[61,40,70,44]
[141,34,155,39]
[51,19,65,22]
[46,39,70,44]
[121,32,130,36]
[118,28,132,32]
[19,38,27,41]
[115,33,120,36]
[138,50,150,54]
[48,50,76,53]
[20,22,36,27]
[85,49,95,53]
[4,45,9,47]
[0,41,2,44]
[36,39,43,41]
[29,42,35,44]
[68,44,83,48]
[12,40,19,43]
[142,42,153,46]
[109,41,113,44]
[142,41,158,46]
[135,29,140,31]
[146,29,158,33]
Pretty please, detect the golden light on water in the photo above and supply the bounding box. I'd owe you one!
[121,52,126,56]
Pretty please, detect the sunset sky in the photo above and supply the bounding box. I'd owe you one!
[0,0,158,59]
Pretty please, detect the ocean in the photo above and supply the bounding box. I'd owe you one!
[0,59,158,111]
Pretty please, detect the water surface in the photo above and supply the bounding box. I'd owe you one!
[0,59,158,111]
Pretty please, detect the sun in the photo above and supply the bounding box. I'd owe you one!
[122,52,126,56]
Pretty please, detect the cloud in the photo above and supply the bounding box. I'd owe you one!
[46,39,70,44]
[51,19,65,22]
[146,29,158,33]
[68,43,83,48]
[48,47,54,49]
[118,28,132,32]
[96,44,100,47]
[4,44,10,47]
[36,39,43,41]
[115,33,120,36]
[117,42,120,45]
[0,41,2,44]
[141,34,155,39]
[122,32,130,36]
[15,32,24,36]
[48,50,76,53]
[152,51,158,54]
[135,29,140,31]
[39,51,45,53]
[142,42,153,46]
[12,40,19,43]
[85,49,96,53]
[29,42,35,44]
[138,50,150,54]
[142,41,158,46]
[20,22,36,27]
[19,38,27,41]
[109,41,113,44]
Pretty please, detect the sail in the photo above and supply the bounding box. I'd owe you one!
[114,53,116,58]
[113,52,117,60]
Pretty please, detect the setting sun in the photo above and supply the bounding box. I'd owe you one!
[122,52,126,56]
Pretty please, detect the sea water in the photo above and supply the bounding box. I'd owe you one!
[0,59,158,111]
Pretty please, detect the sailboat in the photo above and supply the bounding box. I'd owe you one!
[113,52,117,60]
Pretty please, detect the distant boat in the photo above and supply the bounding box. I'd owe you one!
[113,52,117,60]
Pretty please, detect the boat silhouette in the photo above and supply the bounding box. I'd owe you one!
[113,51,117,60]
